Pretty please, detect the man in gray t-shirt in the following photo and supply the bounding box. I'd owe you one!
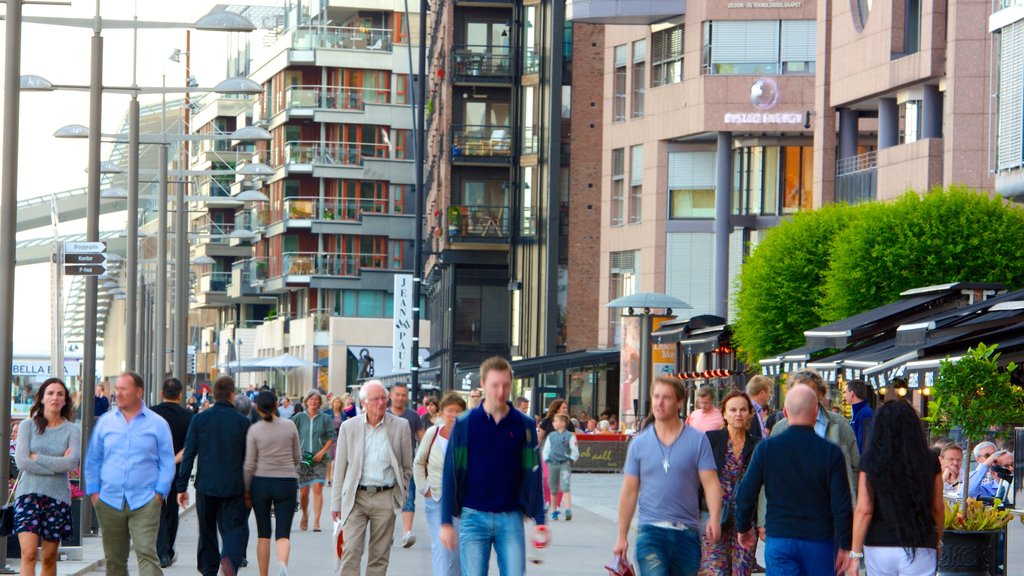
[614,377,722,575]
[389,383,424,549]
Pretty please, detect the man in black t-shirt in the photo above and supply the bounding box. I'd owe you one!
[390,383,424,548]
[150,378,194,568]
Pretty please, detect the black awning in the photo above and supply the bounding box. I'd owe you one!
[510,349,621,378]
[651,315,727,345]
[802,283,1004,349]
[674,326,731,355]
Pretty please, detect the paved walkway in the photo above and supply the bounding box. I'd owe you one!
[19,473,764,575]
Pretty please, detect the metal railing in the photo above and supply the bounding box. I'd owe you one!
[452,45,513,79]
[280,85,392,112]
[293,25,393,52]
[448,205,511,239]
[522,126,538,155]
[450,125,513,160]
[280,252,389,277]
[191,221,237,245]
[524,47,540,74]
[275,140,395,167]
[836,150,877,176]
[230,257,268,289]
[263,196,401,225]
[835,151,878,205]
[199,272,231,293]
[234,208,266,234]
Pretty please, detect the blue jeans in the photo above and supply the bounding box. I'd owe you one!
[635,524,701,576]
[403,477,416,513]
[424,498,460,576]
[764,537,835,576]
[459,507,525,576]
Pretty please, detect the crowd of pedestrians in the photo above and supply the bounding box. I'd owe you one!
[12,356,997,576]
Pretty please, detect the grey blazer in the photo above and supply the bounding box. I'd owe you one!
[330,412,412,525]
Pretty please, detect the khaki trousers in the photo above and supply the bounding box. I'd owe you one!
[338,489,397,576]
[94,496,163,576]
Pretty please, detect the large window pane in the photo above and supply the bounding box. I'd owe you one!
[613,45,627,122]
[670,189,716,218]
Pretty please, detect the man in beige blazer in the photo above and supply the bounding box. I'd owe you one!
[330,380,412,576]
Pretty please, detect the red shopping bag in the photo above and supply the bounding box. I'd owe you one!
[334,520,344,559]
[604,555,636,576]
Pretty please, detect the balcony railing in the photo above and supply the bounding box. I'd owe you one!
[522,126,538,155]
[524,47,540,74]
[280,85,392,112]
[264,196,403,225]
[229,257,267,292]
[191,221,237,245]
[280,252,389,277]
[448,205,511,239]
[452,45,513,79]
[450,126,512,161]
[199,272,231,293]
[835,151,878,205]
[311,308,332,331]
[293,25,393,52]
[275,140,396,167]
[234,208,266,235]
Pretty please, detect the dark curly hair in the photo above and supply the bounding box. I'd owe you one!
[860,400,939,558]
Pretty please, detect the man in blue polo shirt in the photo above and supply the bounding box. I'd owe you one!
[440,356,545,575]
[613,376,722,575]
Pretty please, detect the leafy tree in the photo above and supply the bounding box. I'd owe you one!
[732,203,858,366]
[821,186,1024,321]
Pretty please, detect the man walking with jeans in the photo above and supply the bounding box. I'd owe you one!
[150,377,193,568]
[177,376,251,576]
[85,371,176,576]
[613,376,722,575]
[734,384,852,576]
[440,356,546,575]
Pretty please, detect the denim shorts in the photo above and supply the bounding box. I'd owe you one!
[402,477,416,513]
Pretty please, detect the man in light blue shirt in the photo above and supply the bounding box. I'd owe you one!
[85,371,176,576]
[969,448,1012,499]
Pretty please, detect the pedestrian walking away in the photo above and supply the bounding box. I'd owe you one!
[413,392,467,576]
[330,379,412,576]
[150,378,193,569]
[440,356,547,576]
[176,376,251,576]
[700,391,761,576]
[734,382,853,576]
[613,376,722,576]
[245,390,302,576]
[84,371,176,576]
[292,390,335,532]
[13,378,81,576]
[848,401,944,576]
[389,383,424,548]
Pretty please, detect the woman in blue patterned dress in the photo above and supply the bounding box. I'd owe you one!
[13,378,81,576]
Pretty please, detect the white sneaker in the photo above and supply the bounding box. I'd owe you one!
[402,531,417,548]
[278,564,288,576]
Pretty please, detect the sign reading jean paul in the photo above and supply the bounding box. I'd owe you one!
[723,78,804,125]
[392,274,414,372]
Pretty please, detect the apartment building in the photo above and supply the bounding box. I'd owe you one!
[188,2,428,396]
[570,0,995,350]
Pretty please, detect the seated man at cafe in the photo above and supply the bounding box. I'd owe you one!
[584,419,598,434]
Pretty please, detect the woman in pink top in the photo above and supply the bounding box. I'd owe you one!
[686,385,725,432]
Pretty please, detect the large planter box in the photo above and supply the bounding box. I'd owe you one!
[938,529,1003,576]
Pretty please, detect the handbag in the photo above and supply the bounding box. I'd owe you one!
[0,472,24,537]
[604,555,636,576]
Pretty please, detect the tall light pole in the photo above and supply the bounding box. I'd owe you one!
[175,31,192,395]
[410,0,428,403]
[0,0,24,565]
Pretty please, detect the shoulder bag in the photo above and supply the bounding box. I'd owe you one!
[0,472,24,537]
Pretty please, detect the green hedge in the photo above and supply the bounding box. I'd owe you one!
[733,187,1024,367]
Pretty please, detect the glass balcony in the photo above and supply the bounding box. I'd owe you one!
[228,257,267,294]
[280,252,389,277]
[524,47,540,74]
[447,205,511,240]
[191,221,236,245]
[522,126,538,155]
[275,141,394,167]
[450,125,513,162]
[281,85,392,112]
[199,272,231,293]
[293,26,393,52]
[452,45,513,81]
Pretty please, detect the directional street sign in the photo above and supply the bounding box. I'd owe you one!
[64,264,108,276]
[64,253,106,265]
[64,241,107,254]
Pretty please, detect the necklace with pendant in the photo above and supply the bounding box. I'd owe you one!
[656,423,682,473]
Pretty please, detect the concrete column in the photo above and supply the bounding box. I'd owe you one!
[838,108,860,160]
[922,85,943,139]
[714,132,732,319]
[878,98,899,149]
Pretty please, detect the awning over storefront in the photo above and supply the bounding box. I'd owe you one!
[651,314,727,345]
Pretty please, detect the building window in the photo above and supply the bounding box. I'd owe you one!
[781,146,814,213]
[631,40,646,118]
[395,74,410,105]
[609,250,640,345]
[899,100,923,144]
[731,145,815,215]
[997,22,1024,172]
[652,25,684,87]
[613,45,627,122]
[703,20,815,75]
[629,145,643,223]
[611,149,625,226]
[668,151,716,218]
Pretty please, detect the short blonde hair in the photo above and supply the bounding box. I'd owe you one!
[746,375,773,398]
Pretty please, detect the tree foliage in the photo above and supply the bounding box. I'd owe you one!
[734,187,1024,367]
[732,203,858,366]
[821,186,1024,321]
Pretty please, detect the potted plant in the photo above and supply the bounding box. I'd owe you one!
[924,343,1024,574]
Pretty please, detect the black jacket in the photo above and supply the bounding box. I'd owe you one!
[701,429,760,524]
[176,401,250,497]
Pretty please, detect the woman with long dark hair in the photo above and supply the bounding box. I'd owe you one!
[700,390,760,576]
[244,390,301,576]
[849,401,944,575]
[13,378,80,576]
